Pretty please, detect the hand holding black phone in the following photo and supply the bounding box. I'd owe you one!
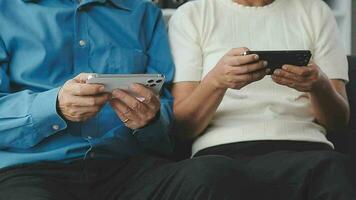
[244,50,312,74]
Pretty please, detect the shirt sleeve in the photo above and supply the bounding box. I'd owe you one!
[168,3,204,82]
[310,1,349,82]
[133,5,175,156]
[0,38,67,149]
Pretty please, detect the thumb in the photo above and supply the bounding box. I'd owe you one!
[74,73,96,83]
[307,62,318,68]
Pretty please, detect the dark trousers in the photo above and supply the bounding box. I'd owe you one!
[195,141,356,200]
[0,155,248,200]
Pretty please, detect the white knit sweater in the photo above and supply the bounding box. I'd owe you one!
[169,0,349,155]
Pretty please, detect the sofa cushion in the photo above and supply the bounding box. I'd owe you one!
[327,56,356,154]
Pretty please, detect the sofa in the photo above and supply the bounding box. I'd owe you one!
[327,56,356,158]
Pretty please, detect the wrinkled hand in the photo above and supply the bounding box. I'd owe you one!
[58,73,111,122]
[110,84,160,129]
[204,47,268,90]
[271,63,327,92]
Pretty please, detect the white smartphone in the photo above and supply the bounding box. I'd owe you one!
[86,74,165,94]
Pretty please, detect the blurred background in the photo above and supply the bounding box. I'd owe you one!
[153,0,355,55]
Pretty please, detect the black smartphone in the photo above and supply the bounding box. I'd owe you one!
[245,50,312,74]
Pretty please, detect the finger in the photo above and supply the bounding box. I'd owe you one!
[109,100,144,129]
[109,98,141,123]
[65,93,110,107]
[246,69,268,83]
[129,84,160,111]
[273,69,304,83]
[271,75,293,86]
[230,60,268,75]
[73,73,96,83]
[307,63,321,75]
[61,106,100,122]
[282,65,312,77]
[229,68,267,83]
[112,89,152,119]
[225,54,260,66]
[70,82,106,96]
[226,47,250,56]
[307,62,319,69]
[112,89,158,126]
[112,89,144,110]
[108,101,129,122]
[271,75,305,90]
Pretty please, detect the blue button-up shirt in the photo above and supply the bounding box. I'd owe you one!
[0,0,175,169]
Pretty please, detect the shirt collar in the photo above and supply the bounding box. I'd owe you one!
[111,0,135,10]
[22,0,134,11]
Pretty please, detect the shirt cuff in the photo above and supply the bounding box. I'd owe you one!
[29,87,67,137]
[133,109,174,155]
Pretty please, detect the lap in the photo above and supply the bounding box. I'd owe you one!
[0,165,80,200]
[99,155,250,200]
[0,155,249,200]
[195,141,356,200]
[247,150,353,199]
[0,158,127,200]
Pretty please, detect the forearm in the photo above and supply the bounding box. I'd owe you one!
[174,79,226,140]
[172,48,266,139]
[309,78,350,131]
[0,88,67,149]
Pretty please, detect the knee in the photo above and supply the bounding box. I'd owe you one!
[313,151,350,166]
[309,151,354,180]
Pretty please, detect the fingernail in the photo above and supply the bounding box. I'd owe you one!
[136,97,145,102]
[263,61,268,67]
[254,54,259,60]
[99,86,106,92]
[282,65,288,70]
[112,89,121,96]
[274,70,280,75]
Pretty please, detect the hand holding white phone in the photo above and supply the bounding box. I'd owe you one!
[86,74,165,94]
[86,74,165,129]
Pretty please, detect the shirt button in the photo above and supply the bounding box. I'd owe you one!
[52,124,60,131]
[90,152,95,158]
[79,39,87,47]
